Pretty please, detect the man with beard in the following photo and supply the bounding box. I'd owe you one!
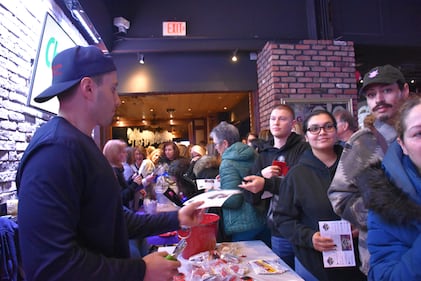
[327,64,410,276]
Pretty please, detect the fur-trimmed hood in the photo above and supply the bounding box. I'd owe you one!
[193,155,220,177]
[357,161,421,226]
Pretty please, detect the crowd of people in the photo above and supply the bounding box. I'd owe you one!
[15,44,421,281]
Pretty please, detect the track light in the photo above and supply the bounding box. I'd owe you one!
[231,49,238,62]
[138,53,145,64]
[67,0,101,44]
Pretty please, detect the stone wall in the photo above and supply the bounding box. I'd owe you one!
[0,0,83,203]
[256,40,357,131]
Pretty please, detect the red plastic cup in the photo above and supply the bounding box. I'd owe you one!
[272,160,289,176]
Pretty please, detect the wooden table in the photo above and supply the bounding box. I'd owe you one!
[159,240,304,281]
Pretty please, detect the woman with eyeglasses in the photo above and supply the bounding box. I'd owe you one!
[273,110,365,281]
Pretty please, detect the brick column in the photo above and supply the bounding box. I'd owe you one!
[256,40,357,130]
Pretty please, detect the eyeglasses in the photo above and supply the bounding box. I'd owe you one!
[214,142,223,147]
[306,123,336,135]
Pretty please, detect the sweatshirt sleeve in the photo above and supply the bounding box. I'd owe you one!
[17,144,146,281]
[124,208,180,238]
[328,131,382,230]
[273,173,316,249]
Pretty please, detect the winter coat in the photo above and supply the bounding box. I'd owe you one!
[357,142,421,281]
[219,142,266,235]
[328,117,397,275]
[275,146,364,281]
[193,155,220,179]
[243,132,308,237]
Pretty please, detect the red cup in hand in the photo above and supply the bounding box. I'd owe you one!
[272,160,289,177]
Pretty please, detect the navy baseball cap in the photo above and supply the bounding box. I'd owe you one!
[360,64,405,96]
[35,45,117,103]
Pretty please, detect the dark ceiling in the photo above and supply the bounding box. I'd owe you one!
[57,0,421,135]
[62,0,421,88]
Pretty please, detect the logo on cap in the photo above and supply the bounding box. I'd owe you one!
[368,69,378,79]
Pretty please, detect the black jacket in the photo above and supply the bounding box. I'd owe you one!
[244,132,308,236]
[274,146,364,281]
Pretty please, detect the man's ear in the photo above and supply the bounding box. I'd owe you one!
[402,83,410,99]
[342,121,349,131]
[79,77,95,100]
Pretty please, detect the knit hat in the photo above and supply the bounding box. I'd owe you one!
[35,45,117,103]
[360,64,405,96]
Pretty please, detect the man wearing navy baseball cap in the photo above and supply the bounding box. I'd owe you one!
[328,65,410,276]
[16,45,203,281]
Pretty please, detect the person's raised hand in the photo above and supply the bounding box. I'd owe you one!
[143,251,180,281]
[261,165,281,178]
[143,174,156,186]
[133,174,143,185]
[238,175,265,194]
[312,231,336,252]
[178,201,204,227]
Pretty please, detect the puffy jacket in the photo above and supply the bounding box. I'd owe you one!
[357,142,421,281]
[220,142,266,235]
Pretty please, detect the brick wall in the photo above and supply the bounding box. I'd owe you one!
[0,0,83,204]
[256,40,357,130]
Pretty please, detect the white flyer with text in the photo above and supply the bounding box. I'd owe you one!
[318,220,356,268]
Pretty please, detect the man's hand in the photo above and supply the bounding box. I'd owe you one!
[312,232,336,252]
[261,165,281,178]
[238,175,265,194]
[178,201,204,227]
[143,251,180,281]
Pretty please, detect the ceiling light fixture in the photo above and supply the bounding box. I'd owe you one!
[67,0,101,44]
[231,49,238,62]
[138,53,145,64]
[167,108,175,118]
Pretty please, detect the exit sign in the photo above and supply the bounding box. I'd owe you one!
[163,21,186,36]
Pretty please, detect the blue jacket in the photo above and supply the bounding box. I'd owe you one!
[0,217,24,281]
[219,142,266,235]
[358,141,421,280]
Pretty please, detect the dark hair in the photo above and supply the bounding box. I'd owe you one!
[334,109,358,132]
[246,132,258,140]
[160,141,180,162]
[168,158,198,198]
[168,158,190,179]
[302,110,337,133]
[396,93,421,140]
